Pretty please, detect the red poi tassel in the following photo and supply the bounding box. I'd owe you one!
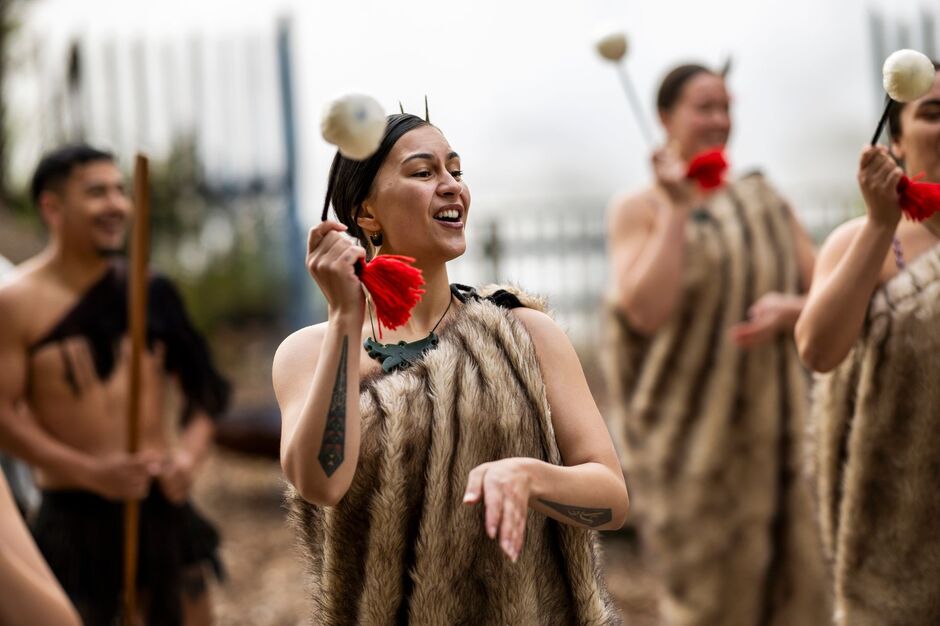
[355,255,425,337]
[897,173,940,222]
[686,148,728,190]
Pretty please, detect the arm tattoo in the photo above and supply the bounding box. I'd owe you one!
[538,498,612,528]
[317,336,348,477]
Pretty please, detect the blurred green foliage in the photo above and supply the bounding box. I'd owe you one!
[149,137,290,333]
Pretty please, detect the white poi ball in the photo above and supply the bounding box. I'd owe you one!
[883,49,936,103]
[321,94,387,160]
[593,26,628,62]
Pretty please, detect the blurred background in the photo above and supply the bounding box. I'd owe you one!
[0,0,936,623]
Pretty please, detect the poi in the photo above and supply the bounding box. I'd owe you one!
[593,25,654,146]
[871,49,935,145]
[320,94,425,332]
[321,94,386,160]
[870,49,940,221]
[593,28,728,189]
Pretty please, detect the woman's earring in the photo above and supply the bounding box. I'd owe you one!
[370,231,383,247]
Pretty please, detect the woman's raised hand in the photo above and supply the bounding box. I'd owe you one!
[652,143,695,207]
[858,145,903,228]
[306,221,367,318]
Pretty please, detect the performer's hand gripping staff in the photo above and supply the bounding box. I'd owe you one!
[319,94,424,334]
[594,26,728,190]
[871,50,940,221]
[123,154,150,626]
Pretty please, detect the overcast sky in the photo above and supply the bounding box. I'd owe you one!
[9,0,937,223]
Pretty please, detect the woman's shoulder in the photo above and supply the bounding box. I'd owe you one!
[820,217,867,257]
[508,305,568,347]
[457,283,562,345]
[607,185,659,220]
[272,322,330,381]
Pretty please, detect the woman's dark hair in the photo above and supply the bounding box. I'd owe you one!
[656,63,718,112]
[321,113,431,251]
[888,59,940,141]
[30,143,114,205]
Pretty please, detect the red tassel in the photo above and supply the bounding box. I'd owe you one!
[897,173,940,222]
[356,255,425,337]
[686,148,728,190]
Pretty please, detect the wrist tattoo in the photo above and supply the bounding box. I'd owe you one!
[318,336,348,477]
[537,498,612,528]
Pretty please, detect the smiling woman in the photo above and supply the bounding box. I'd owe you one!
[796,62,940,625]
[603,63,829,626]
[273,113,628,624]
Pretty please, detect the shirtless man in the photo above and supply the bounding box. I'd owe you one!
[0,144,230,626]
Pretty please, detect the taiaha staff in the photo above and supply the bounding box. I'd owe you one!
[123,153,150,626]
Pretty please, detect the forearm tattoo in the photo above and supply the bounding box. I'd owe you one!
[318,336,348,477]
[538,498,613,528]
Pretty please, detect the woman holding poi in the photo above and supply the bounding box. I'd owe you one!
[274,104,628,624]
[602,60,829,625]
[796,53,940,625]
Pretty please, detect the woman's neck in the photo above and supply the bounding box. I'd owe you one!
[369,256,452,341]
[411,262,452,328]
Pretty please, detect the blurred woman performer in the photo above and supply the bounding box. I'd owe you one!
[796,61,940,626]
[603,63,829,625]
[274,113,629,625]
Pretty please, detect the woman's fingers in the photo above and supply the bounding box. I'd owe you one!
[483,475,504,540]
[307,221,347,256]
[499,496,518,561]
[873,153,897,183]
[463,465,486,504]
[309,232,358,276]
[886,167,904,193]
[859,145,880,169]
[466,462,530,561]
[335,245,366,271]
[505,490,528,561]
[514,502,527,558]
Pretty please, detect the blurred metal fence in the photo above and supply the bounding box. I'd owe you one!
[455,185,858,351]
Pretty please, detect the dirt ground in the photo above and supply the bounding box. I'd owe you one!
[193,450,660,626]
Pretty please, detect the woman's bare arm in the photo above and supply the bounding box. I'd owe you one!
[274,222,366,506]
[609,147,697,335]
[463,308,629,561]
[795,146,903,372]
[608,192,689,334]
[275,316,363,506]
[0,474,82,626]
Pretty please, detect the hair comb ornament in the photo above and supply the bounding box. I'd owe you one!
[719,56,733,78]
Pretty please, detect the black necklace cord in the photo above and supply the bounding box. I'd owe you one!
[367,291,453,343]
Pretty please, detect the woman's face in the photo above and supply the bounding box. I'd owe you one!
[660,72,732,159]
[358,125,470,265]
[892,70,940,182]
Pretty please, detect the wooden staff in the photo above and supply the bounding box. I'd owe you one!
[123,153,150,626]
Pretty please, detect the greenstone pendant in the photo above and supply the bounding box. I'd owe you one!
[364,332,440,372]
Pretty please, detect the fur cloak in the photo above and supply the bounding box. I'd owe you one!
[288,285,620,626]
[810,242,940,626]
[604,174,830,626]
